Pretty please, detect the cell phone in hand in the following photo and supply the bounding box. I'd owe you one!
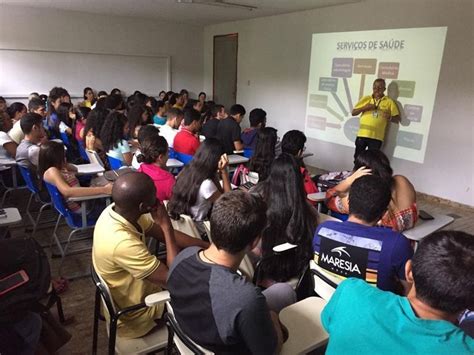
[0,270,29,296]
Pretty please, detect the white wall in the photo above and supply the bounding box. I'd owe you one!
[0,5,203,98]
[203,0,474,206]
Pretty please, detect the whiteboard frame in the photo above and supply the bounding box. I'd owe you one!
[0,48,171,99]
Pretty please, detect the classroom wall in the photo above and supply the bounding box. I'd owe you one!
[0,5,203,97]
[203,0,474,206]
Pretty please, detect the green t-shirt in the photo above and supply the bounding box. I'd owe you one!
[322,278,474,354]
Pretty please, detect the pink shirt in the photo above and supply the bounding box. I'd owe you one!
[75,120,86,142]
[138,163,175,202]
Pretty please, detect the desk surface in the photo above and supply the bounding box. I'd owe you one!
[228,154,249,165]
[73,163,105,175]
[0,208,22,226]
[307,192,326,202]
[403,214,454,241]
[280,297,328,355]
[166,158,184,168]
[0,158,17,166]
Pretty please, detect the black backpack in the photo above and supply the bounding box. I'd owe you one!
[0,237,51,323]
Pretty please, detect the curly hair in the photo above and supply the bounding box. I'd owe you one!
[248,127,277,182]
[99,111,128,152]
[83,108,107,140]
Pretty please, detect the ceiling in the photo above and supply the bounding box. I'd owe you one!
[2,0,362,25]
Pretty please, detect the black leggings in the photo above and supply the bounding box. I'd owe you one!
[354,137,382,162]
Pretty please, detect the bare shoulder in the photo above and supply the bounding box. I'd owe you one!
[392,175,416,202]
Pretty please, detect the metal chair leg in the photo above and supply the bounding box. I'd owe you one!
[31,201,52,238]
[109,318,118,355]
[50,215,64,257]
[92,287,101,355]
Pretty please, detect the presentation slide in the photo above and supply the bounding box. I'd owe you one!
[305,27,447,163]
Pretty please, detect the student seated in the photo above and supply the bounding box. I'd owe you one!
[241,108,267,150]
[313,175,413,294]
[74,106,90,144]
[92,172,208,339]
[252,153,318,285]
[0,127,18,159]
[167,190,295,354]
[152,100,167,125]
[173,108,202,156]
[247,127,277,183]
[158,108,183,149]
[46,87,70,135]
[100,111,132,166]
[81,87,96,108]
[83,108,107,152]
[0,96,11,132]
[280,130,319,199]
[137,135,175,202]
[127,104,152,140]
[201,104,225,139]
[16,113,47,171]
[131,125,159,169]
[168,139,231,223]
[217,104,246,154]
[39,141,112,214]
[322,230,474,354]
[7,102,27,144]
[326,149,417,231]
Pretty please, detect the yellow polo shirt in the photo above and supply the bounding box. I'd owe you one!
[92,203,163,339]
[355,95,399,141]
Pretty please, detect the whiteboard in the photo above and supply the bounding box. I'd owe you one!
[0,49,170,99]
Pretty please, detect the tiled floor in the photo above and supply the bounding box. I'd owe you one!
[3,182,473,354]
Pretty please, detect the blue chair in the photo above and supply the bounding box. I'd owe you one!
[60,132,71,148]
[243,148,254,158]
[174,151,193,165]
[78,141,90,162]
[329,211,349,221]
[168,147,177,159]
[107,155,124,170]
[18,166,53,238]
[44,181,108,277]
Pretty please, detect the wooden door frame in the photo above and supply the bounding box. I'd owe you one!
[213,33,238,104]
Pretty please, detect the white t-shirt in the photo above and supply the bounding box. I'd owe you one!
[159,124,178,148]
[8,120,24,145]
[131,148,142,170]
[0,131,14,159]
[190,179,218,221]
[107,139,131,161]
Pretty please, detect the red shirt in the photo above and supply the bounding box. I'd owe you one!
[173,128,200,155]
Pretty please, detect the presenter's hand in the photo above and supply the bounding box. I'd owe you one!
[363,104,376,112]
[381,110,391,120]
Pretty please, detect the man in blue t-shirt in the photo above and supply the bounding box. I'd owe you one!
[322,230,474,354]
[313,175,413,294]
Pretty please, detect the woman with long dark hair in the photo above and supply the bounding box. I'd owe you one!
[100,111,132,166]
[248,127,277,183]
[253,153,318,284]
[326,149,417,231]
[39,141,112,213]
[127,104,152,139]
[168,138,231,222]
[82,87,96,108]
[55,102,74,135]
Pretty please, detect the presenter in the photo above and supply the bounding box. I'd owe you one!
[351,78,400,161]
